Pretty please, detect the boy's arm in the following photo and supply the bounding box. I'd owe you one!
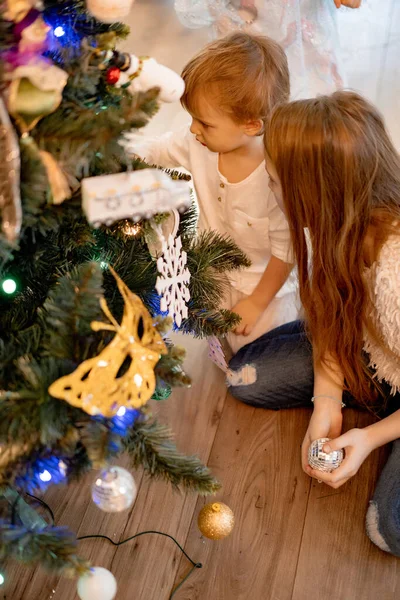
[233,256,293,336]
[233,192,294,336]
[123,126,192,170]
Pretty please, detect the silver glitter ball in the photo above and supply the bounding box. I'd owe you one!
[92,466,137,512]
[308,437,344,472]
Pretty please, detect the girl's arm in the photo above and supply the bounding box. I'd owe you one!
[301,355,345,472]
[312,353,344,403]
[307,368,400,488]
[307,411,400,489]
[366,410,400,449]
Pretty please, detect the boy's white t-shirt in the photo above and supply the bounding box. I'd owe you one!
[125,127,300,352]
[126,126,295,297]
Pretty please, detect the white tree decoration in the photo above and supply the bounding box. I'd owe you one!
[155,234,191,327]
[207,335,228,372]
[81,169,191,228]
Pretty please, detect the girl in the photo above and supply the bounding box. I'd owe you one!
[228,91,400,556]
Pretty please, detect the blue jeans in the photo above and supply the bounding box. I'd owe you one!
[227,320,400,557]
[227,320,314,409]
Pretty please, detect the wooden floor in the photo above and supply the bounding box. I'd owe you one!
[5,337,400,600]
[5,0,400,597]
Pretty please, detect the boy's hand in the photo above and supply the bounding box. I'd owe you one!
[333,0,361,8]
[232,296,264,336]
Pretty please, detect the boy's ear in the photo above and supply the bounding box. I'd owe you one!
[244,118,264,136]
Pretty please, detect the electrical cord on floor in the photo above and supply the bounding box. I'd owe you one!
[27,494,202,599]
[26,492,55,525]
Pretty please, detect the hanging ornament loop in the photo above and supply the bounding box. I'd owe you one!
[154,211,191,328]
[152,207,180,241]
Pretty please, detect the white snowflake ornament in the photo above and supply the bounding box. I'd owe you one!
[156,234,190,327]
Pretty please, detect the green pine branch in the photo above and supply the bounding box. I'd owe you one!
[0,407,92,489]
[186,231,250,308]
[40,261,104,361]
[35,89,159,171]
[102,240,158,301]
[155,344,191,388]
[182,307,241,338]
[79,419,122,469]
[188,230,251,272]
[124,420,221,495]
[0,357,88,450]
[0,324,42,375]
[177,199,197,238]
[0,523,89,577]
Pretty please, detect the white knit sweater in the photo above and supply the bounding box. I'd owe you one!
[363,235,400,394]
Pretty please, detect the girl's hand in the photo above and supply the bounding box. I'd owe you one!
[306,428,373,488]
[301,399,343,473]
[334,0,362,8]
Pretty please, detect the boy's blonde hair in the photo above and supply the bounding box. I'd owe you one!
[181,32,290,125]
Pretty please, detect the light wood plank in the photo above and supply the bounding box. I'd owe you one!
[292,409,400,600]
[173,399,312,600]
[107,339,226,600]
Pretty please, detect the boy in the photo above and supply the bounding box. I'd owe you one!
[125,32,299,353]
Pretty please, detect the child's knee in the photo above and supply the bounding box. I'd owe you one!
[226,359,280,409]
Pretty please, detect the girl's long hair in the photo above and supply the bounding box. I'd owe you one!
[265,91,400,404]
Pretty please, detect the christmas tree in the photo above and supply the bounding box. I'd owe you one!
[0,0,248,582]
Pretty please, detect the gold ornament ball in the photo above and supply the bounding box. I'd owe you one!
[197,502,235,540]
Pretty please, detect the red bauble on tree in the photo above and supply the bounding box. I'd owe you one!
[106,67,121,85]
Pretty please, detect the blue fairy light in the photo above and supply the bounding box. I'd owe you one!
[44,14,82,49]
[16,456,68,494]
[92,407,139,441]
[54,26,65,37]
[110,408,140,436]
[39,470,52,482]
[146,291,165,316]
